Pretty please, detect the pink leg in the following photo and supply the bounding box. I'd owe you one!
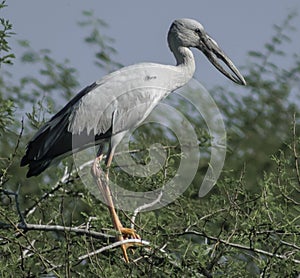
[92,146,140,262]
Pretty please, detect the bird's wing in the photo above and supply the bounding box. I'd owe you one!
[20,82,102,176]
[21,63,183,177]
[68,63,183,136]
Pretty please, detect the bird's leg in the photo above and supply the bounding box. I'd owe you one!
[104,148,141,260]
[91,146,140,263]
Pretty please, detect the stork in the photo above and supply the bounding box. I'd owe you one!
[21,18,246,262]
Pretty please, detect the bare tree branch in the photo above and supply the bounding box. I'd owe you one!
[292,113,300,189]
[130,190,163,229]
[20,223,114,240]
[0,119,24,187]
[178,230,300,264]
[78,238,150,261]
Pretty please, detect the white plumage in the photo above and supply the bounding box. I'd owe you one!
[21,18,246,177]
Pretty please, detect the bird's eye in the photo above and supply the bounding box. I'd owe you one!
[195,28,202,35]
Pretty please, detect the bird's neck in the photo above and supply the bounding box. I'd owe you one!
[172,46,196,86]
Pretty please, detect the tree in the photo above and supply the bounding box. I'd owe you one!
[0,2,299,276]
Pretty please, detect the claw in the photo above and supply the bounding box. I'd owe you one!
[120,227,140,239]
[118,228,142,262]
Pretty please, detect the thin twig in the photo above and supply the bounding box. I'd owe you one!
[0,221,114,240]
[1,188,25,224]
[22,223,113,239]
[280,240,300,251]
[292,113,300,188]
[78,238,150,261]
[178,230,300,264]
[22,143,185,218]
[0,119,24,186]
[24,166,71,217]
[131,190,163,229]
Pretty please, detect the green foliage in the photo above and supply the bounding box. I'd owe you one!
[0,97,14,133]
[0,5,299,277]
[19,44,79,111]
[214,12,300,189]
[0,1,15,134]
[0,1,15,66]
[78,10,122,72]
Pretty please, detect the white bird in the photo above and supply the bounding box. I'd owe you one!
[21,18,246,262]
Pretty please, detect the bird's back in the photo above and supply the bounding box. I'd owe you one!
[21,62,186,177]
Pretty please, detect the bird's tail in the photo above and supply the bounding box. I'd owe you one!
[20,82,105,177]
[20,111,73,177]
[21,115,110,177]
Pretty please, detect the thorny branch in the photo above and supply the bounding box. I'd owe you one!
[22,143,183,218]
[292,113,300,189]
[0,119,24,187]
[0,189,114,242]
[1,118,299,273]
[277,114,300,204]
[130,190,163,229]
[78,238,150,261]
[176,230,300,264]
[24,166,73,217]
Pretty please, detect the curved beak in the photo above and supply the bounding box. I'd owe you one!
[198,34,246,86]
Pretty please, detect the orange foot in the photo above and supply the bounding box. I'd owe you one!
[118,228,142,262]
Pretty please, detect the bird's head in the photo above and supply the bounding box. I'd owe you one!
[168,18,246,85]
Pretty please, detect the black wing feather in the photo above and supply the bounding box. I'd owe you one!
[21,82,109,177]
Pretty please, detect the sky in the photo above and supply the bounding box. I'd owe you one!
[2,0,300,89]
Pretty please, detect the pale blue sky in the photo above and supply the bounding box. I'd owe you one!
[3,0,300,88]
